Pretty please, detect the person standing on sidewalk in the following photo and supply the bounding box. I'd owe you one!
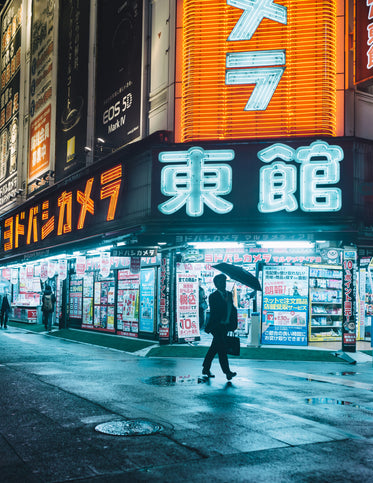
[0,290,10,329]
[41,284,56,331]
[202,274,237,381]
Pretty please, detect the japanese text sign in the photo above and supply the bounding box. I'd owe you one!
[261,265,309,346]
[1,163,123,255]
[29,105,51,179]
[178,0,338,141]
[154,140,352,221]
[342,250,357,352]
[355,0,373,84]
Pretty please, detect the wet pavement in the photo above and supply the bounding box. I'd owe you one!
[0,326,372,482]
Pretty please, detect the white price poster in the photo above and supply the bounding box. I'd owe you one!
[261,265,309,346]
[176,273,200,341]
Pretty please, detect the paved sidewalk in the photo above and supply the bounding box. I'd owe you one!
[6,321,373,362]
[0,325,372,482]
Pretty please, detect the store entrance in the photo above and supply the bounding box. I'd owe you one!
[174,242,371,348]
[176,261,257,343]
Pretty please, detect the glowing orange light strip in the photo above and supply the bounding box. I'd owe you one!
[4,217,13,251]
[101,165,122,185]
[178,0,338,142]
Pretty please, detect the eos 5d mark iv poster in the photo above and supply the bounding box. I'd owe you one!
[95,0,143,150]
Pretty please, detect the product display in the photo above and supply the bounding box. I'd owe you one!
[93,277,115,331]
[309,265,342,341]
[117,269,140,336]
[69,275,83,319]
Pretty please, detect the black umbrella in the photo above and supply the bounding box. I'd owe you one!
[213,263,262,291]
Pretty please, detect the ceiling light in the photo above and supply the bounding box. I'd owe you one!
[188,242,244,249]
[258,241,314,249]
[96,245,113,252]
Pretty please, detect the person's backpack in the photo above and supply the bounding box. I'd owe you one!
[43,294,53,312]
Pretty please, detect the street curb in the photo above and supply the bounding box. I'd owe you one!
[6,323,372,362]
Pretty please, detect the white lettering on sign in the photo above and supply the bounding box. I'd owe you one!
[227,0,287,41]
[226,0,287,110]
[258,140,343,213]
[158,147,234,217]
[226,50,285,110]
[158,141,344,217]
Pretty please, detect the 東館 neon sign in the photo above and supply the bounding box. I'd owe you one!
[2,164,122,252]
[158,141,344,217]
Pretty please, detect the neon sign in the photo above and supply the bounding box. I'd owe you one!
[2,164,123,253]
[355,0,373,84]
[227,0,287,41]
[226,0,287,110]
[226,50,286,110]
[178,1,338,141]
[258,141,343,213]
[158,141,344,217]
[342,250,357,352]
[367,0,373,69]
[158,147,234,216]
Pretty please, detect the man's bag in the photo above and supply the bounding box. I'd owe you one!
[226,333,240,356]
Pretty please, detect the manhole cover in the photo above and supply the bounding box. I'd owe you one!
[95,420,163,436]
[144,375,207,386]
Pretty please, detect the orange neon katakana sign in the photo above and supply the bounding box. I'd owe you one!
[2,164,123,253]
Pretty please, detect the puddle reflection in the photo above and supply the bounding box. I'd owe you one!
[306,397,373,412]
[144,375,207,386]
[328,372,359,376]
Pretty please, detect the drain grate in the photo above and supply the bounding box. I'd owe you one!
[95,419,163,436]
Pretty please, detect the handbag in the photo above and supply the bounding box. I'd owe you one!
[226,332,240,356]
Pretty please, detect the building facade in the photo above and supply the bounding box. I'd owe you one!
[0,0,372,350]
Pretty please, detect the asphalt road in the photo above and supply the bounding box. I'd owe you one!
[0,326,372,482]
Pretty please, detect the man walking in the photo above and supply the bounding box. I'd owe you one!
[202,274,237,381]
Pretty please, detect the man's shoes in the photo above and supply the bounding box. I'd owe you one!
[202,368,215,378]
[226,371,237,381]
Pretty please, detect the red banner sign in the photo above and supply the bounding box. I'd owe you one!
[355,0,373,84]
[342,250,357,352]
